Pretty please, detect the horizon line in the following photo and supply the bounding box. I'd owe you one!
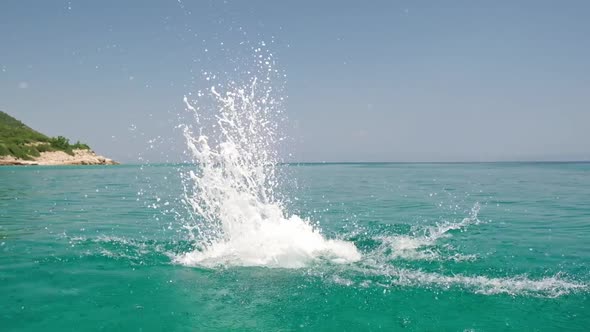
[109,160,590,166]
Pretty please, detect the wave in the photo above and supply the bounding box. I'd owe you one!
[373,203,481,261]
[330,266,586,298]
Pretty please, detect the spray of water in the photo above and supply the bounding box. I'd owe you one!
[374,203,482,261]
[174,50,360,268]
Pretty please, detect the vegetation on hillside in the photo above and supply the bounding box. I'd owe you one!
[0,111,91,160]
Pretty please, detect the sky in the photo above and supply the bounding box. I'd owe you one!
[1,0,589,162]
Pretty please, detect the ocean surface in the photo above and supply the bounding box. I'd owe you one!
[1,162,589,331]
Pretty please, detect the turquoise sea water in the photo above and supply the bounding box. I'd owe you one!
[1,163,589,331]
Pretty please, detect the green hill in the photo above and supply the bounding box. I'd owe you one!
[0,111,90,160]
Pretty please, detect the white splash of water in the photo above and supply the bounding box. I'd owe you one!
[174,53,360,268]
[351,265,586,298]
[376,203,481,261]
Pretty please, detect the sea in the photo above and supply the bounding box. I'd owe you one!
[1,162,589,331]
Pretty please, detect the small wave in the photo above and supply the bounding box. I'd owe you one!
[381,268,586,298]
[66,235,174,264]
[324,263,586,298]
[374,203,481,261]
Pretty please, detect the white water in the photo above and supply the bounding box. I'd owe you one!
[175,52,360,268]
[375,203,481,261]
[336,265,586,298]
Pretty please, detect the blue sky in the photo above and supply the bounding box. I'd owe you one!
[1,0,589,162]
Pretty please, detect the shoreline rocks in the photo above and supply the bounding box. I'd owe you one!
[0,149,118,166]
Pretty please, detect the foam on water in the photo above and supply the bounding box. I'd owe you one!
[334,264,586,298]
[175,51,360,268]
[375,203,481,261]
[175,212,360,268]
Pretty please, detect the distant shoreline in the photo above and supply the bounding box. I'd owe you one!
[0,149,118,166]
[1,110,118,166]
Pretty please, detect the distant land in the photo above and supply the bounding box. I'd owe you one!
[0,111,117,166]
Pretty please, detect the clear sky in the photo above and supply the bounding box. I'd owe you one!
[1,0,589,162]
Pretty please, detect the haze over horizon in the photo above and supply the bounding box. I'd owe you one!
[1,1,589,163]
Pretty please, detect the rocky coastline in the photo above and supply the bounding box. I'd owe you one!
[0,149,118,166]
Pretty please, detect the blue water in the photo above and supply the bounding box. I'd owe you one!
[1,163,589,331]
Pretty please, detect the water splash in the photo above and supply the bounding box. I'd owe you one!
[175,52,360,268]
[375,203,481,261]
[331,265,586,298]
